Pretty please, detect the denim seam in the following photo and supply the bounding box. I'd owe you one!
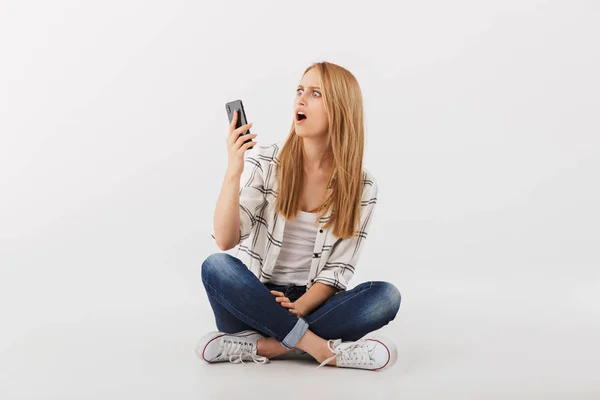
[306,281,374,325]
[202,277,286,340]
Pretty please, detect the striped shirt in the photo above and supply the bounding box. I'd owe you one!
[211,141,378,291]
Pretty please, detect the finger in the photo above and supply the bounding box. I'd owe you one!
[270,290,284,296]
[235,133,257,148]
[275,297,290,303]
[289,309,298,315]
[232,122,253,137]
[229,109,238,129]
[281,302,294,308]
[241,140,256,152]
[234,138,256,154]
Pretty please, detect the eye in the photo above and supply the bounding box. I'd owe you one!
[297,88,321,97]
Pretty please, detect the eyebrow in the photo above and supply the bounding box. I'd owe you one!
[298,85,321,90]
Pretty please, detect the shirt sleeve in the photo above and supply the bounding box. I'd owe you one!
[313,176,378,290]
[211,145,266,247]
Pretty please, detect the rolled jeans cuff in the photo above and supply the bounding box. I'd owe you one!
[280,317,309,350]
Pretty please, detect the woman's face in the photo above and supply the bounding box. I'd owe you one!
[294,68,329,139]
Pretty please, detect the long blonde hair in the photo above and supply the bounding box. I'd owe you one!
[274,61,365,239]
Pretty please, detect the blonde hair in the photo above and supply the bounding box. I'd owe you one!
[274,61,365,239]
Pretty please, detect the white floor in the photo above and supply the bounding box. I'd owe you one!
[2,276,598,399]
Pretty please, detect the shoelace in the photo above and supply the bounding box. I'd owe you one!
[219,339,269,365]
[316,338,373,369]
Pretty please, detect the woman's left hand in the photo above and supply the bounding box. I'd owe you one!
[270,290,306,318]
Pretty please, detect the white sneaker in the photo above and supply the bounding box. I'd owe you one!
[316,336,397,371]
[195,330,269,365]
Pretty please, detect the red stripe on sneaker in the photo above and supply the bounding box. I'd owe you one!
[370,339,390,371]
[202,333,227,362]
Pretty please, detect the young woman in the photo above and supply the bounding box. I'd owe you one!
[196,62,401,371]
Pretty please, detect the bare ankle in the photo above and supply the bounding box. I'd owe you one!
[318,340,336,366]
[256,337,294,358]
[256,337,266,354]
[295,331,337,365]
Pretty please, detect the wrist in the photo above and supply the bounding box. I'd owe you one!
[224,169,241,181]
[294,297,310,316]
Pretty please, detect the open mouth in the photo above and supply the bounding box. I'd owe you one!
[296,112,307,122]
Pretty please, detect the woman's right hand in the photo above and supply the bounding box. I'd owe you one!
[226,110,258,177]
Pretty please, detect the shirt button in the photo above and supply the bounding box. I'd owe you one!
[319,229,323,233]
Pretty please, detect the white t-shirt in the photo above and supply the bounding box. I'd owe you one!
[268,210,320,286]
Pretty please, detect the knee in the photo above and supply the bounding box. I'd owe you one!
[374,281,401,319]
[201,252,237,283]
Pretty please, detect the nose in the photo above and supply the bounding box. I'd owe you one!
[296,91,308,107]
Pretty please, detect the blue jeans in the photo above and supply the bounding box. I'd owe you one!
[201,253,401,354]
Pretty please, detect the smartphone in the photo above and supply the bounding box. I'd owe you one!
[225,99,253,149]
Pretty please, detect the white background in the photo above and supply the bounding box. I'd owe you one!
[1,0,599,398]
